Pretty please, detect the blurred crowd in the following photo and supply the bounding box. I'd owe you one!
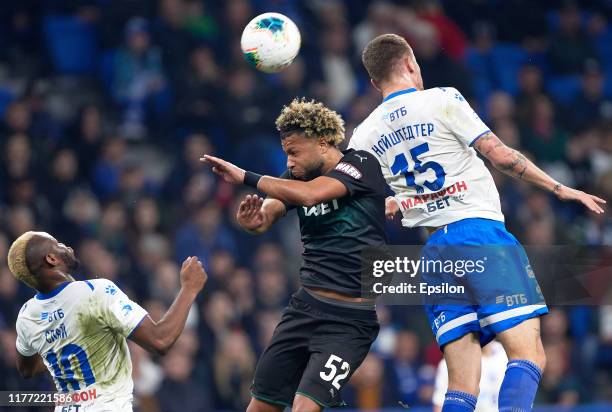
[0,0,611,410]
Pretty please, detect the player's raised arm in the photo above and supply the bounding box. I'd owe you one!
[473,131,606,214]
[129,256,207,355]
[200,154,349,207]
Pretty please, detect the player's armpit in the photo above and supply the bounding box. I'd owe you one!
[16,353,46,378]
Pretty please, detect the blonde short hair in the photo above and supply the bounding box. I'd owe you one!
[7,231,43,289]
[275,98,345,146]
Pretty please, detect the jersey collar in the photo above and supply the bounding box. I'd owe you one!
[35,281,71,300]
[383,88,417,102]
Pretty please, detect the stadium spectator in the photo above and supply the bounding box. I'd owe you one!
[548,2,599,75]
[112,17,168,139]
[0,1,611,410]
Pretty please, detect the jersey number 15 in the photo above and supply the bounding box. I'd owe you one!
[390,142,446,194]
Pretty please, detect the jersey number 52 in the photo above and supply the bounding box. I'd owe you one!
[320,354,351,390]
[391,142,446,194]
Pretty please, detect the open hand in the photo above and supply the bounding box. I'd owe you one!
[237,194,265,231]
[200,154,245,185]
[556,185,606,214]
[385,196,400,220]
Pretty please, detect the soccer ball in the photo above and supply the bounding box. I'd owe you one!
[240,12,301,73]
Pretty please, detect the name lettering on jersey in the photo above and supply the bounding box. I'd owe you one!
[371,123,435,157]
[335,162,362,179]
[303,199,340,217]
[45,322,68,343]
[399,181,468,210]
[41,308,64,322]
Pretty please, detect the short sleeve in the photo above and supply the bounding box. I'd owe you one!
[325,150,385,197]
[100,281,148,338]
[444,88,490,147]
[16,317,36,356]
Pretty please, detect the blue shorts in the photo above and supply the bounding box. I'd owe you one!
[421,218,548,349]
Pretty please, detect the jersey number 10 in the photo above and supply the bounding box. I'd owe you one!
[391,142,446,194]
[46,343,96,392]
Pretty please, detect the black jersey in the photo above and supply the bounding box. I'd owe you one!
[282,149,388,297]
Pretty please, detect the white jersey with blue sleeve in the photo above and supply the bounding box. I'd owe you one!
[348,87,504,228]
[15,279,148,411]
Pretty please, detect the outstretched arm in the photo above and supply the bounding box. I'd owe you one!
[130,257,207,355]
[473,132,606,214]
[200,155,348,207]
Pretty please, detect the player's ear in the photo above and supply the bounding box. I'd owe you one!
[404,55,416,73]
[45,253,60,267]
[370,78,381,92]
[318,137,329,153]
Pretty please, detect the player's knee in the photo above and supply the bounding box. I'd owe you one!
[292,394,322,412]
[535,342,547,372]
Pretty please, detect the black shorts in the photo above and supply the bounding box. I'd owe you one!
[251,288,379,408]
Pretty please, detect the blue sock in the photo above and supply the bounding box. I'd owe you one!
[442,390,477,412]
[498,359,542,412]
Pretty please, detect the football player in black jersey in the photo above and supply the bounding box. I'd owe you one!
[201,98,387,412]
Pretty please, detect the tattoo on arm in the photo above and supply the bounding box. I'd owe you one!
[474,132,504,157]
[501,149,528,178]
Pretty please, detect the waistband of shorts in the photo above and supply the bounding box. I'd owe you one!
[428,218,506,240]
[294,288,378,321]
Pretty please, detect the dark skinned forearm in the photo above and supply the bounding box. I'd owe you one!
[256,176,319,207]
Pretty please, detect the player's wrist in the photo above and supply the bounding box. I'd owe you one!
[244,171,263,188]
[179,285,200,299]
[552,182,564,196]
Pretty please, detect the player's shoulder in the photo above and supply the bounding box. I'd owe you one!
[419,86,453,99]
[341,149,378,166]
[86,278,122,296]
[430,86,469,104]
[16,297,37,321]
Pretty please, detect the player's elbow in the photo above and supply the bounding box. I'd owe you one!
[151,334,176,356]
[151,339,171,356]
[300,188,324,207]
[301,196,319,207]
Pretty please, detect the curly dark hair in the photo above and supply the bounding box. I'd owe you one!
[275,98,345,146]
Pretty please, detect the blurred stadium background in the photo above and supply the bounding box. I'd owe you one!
[0,0,611,411]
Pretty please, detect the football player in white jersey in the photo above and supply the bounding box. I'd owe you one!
[8,231,207,411]
[349,34,606,412]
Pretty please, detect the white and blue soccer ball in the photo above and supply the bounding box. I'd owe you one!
[240,12,301,73]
